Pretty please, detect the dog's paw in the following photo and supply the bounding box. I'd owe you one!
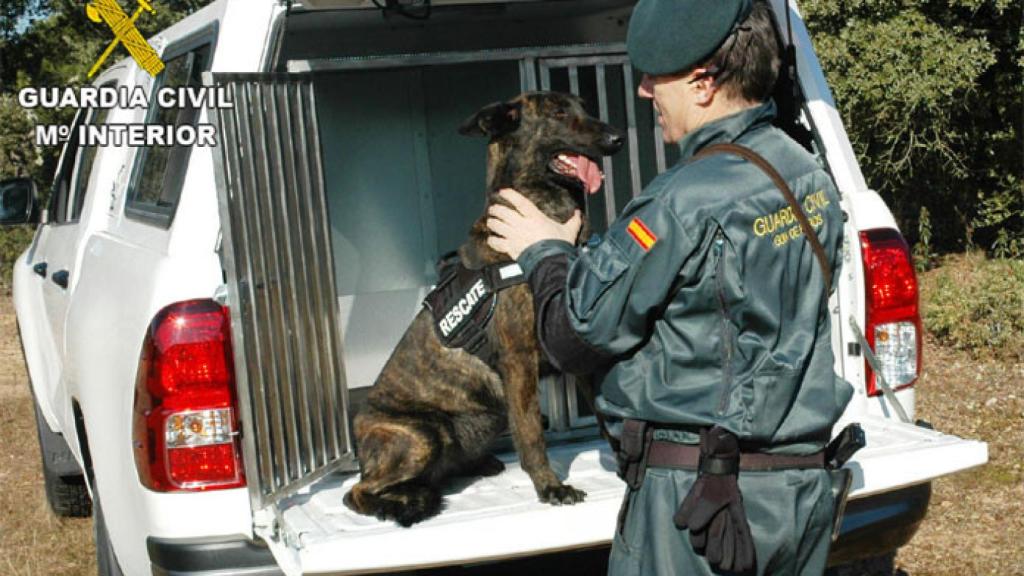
[471,455,506,477]
[348,484,443,527]
[538,484,587,506]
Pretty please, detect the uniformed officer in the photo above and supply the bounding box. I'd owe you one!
[485,0,853,574]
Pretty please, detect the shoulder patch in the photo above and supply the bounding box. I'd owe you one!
[626,217,658,252]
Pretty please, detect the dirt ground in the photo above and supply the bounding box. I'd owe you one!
[0,295,96,575]
[893,335,1024,575]
[0,291,1020,576]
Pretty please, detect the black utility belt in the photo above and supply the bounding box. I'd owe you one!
[614,420,863,573]
[646,440,825,473]
[615,420,842,489]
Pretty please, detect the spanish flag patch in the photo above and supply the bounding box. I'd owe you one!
[626,217,658,252]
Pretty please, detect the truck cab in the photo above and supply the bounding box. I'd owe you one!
[5,1,987,574]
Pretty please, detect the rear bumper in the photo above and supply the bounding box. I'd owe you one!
[147,482,931,575]
[148,535,283,576]
[828,482,931,566]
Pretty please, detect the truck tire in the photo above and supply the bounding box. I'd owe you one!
[94,496,125,576]
[33,402,91,517]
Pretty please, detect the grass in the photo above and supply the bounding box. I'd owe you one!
[894,330,1024,575]
[0,226,34,295]
[0,397,96,575]
[918,252,1024,361]
[0,296,95,575]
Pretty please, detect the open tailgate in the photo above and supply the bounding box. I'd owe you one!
[840,415,987,499]
[261,417,986,575]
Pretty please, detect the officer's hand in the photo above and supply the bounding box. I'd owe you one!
[486,188,582,260]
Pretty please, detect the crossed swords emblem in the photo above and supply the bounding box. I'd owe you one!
[86,0,166,78]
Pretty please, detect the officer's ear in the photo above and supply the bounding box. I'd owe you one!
[688,66,719,107]
[459,100,522,138]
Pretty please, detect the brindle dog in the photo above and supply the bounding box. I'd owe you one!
[343,92,624,526]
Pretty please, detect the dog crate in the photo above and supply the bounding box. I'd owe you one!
[303,49,682,433]
[209,0,696,514]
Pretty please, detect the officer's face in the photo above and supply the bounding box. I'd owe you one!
[638,70,715,143]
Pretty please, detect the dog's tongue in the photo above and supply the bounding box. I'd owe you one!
[567,154,604,194]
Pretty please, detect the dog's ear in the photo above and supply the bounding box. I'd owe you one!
[459,101,522,138]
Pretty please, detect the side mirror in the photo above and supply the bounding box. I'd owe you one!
[0,177,40,226]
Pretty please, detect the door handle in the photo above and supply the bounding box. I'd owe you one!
[51,270,69,289]
[33,262,47,278]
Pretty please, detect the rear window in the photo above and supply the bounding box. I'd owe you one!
[125,43,211,227]
[69,104,114,222]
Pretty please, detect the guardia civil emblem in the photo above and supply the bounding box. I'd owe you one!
[86,0,166,78]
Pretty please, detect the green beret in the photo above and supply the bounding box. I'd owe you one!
[627,0,753,76]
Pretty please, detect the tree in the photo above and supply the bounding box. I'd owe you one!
[801,0,1023,259]
[0,1,212,285]
[0,0,213,186]
[0,0,47,42]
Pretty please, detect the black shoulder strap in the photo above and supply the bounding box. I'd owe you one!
[692,142,833,294]
[484,261,526,291]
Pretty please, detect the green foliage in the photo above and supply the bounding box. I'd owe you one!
[913,205,935,271]
[0,1,211,265]
[919,252,1024,359]
[0,0,47,41]
[1,1,1020,268]
[802,0,1023,258]
[0,94,42,179]
[0,225,35,290]
[3,0,210,91]
[0,1,212,187]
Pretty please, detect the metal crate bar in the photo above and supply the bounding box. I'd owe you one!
[621,62,642,197]
[303,79,348,462]
[595,63,617,225]
[537,53,675,224]
[288,43,627,73]
[206,72,354,512]
[519,57,538,92]
[255,81,304,481]
[234,81,292,491]
[282,82,327,469]
[270,82,318,472]
[217,81,276,494]
[654,108,667,173]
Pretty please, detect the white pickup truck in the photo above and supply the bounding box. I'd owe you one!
[3,1,988,574]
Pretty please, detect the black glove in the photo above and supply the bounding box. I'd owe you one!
[673,426,756,574]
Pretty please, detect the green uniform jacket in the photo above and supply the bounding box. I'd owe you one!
[519,101,853,454]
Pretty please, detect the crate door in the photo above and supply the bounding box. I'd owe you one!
[206,72,354,512]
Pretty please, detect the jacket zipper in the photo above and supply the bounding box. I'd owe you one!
[714,230,733,415]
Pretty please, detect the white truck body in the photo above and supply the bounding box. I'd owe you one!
[9,1,987,574]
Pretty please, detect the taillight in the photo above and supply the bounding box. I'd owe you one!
[860,228,922,397]
[133,299,245,491]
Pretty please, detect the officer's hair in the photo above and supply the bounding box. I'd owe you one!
[702,0,781,103]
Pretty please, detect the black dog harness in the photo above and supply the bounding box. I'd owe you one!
[423,252,527,366]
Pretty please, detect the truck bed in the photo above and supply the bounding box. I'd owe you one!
[262,415,986,575]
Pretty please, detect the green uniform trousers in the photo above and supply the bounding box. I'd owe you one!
[609,466,834,576]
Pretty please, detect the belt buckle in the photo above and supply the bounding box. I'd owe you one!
[698,453,740,476]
